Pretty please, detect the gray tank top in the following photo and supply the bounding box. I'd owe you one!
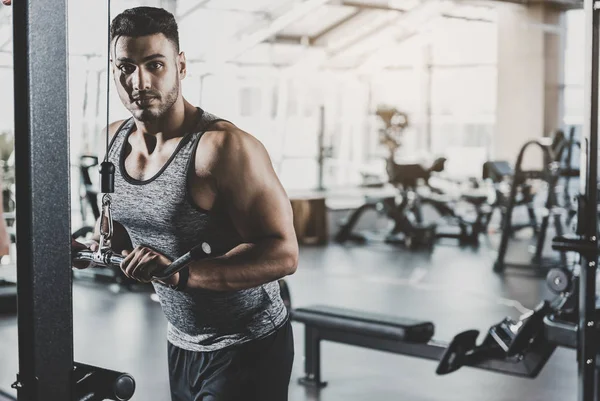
[107,109,289,352]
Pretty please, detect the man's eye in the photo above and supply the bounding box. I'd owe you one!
[119,65,135,74]
[148,62,163,70]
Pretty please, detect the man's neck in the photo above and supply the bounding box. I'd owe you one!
[133,99,197,145]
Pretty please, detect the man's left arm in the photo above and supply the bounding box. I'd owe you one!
[186,128,299,292]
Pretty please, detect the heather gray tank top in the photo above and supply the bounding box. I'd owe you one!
[108,109,289,352]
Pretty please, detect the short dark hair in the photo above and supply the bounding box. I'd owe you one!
[111,7,179,52]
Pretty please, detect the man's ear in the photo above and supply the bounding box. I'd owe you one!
[179,51,187,79]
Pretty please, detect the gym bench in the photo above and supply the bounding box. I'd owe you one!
[291,305,557,388]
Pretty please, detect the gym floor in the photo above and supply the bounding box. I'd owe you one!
[0,233,576,401]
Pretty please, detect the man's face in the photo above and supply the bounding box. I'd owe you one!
[112,33,185,122]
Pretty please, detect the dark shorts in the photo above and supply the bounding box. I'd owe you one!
[168,318,294,401]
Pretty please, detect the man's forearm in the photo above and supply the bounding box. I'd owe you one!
[186,238,298,291]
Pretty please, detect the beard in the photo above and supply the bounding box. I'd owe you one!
[128,82,180,122]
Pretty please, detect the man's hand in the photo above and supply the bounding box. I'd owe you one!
[71,238,99,269]
[120,245,178,285]
[1,1,11,6]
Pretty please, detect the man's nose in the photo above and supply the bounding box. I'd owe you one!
[132,68,151,91]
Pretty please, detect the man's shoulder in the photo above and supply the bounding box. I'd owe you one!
[201,121,261,155]
[194,121,268,177]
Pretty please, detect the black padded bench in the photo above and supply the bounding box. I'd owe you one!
[291,305,437,387]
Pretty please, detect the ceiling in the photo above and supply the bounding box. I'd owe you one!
[0,0,582,71]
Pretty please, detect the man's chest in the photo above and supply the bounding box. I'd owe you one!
[122,148,218,212]
[123,150,170,181]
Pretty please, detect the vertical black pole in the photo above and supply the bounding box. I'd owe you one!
[12,0,73,400]
[580,1,598,401]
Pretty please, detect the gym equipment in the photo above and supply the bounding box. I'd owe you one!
[335,161,437,249]
[334,107,435,249]
[72,241,214,281]
[438,301,552,375]
[71,190,134,290]
[424,194,492,246]
[417,162,492,246]
[546,266,573,294]
[334,196,436,249]
[291,297,558,387]
[71,250,137,292]
[337,104,490,248]
[483,160,539,235]
[482,127,576,239]
[336,157,492,248]
[553,127,581,228]
[491,138,567,274]
[3,362,136,401]
[72,158,136,290]
[8,0,136,399]
[72,362,135,401]
[292,305,434,388]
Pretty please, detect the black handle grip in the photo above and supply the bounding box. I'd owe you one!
[155,242,213,279]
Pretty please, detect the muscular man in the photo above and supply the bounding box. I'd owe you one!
[71,6,298,401]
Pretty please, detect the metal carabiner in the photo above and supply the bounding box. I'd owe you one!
[99,193,113,251]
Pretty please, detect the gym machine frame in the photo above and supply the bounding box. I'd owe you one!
[492,139,566,274]
[571,1,600,399]
[10,1,134,400]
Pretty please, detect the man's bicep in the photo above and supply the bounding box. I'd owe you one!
[238,182,295,242]
[222,143,294,242]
